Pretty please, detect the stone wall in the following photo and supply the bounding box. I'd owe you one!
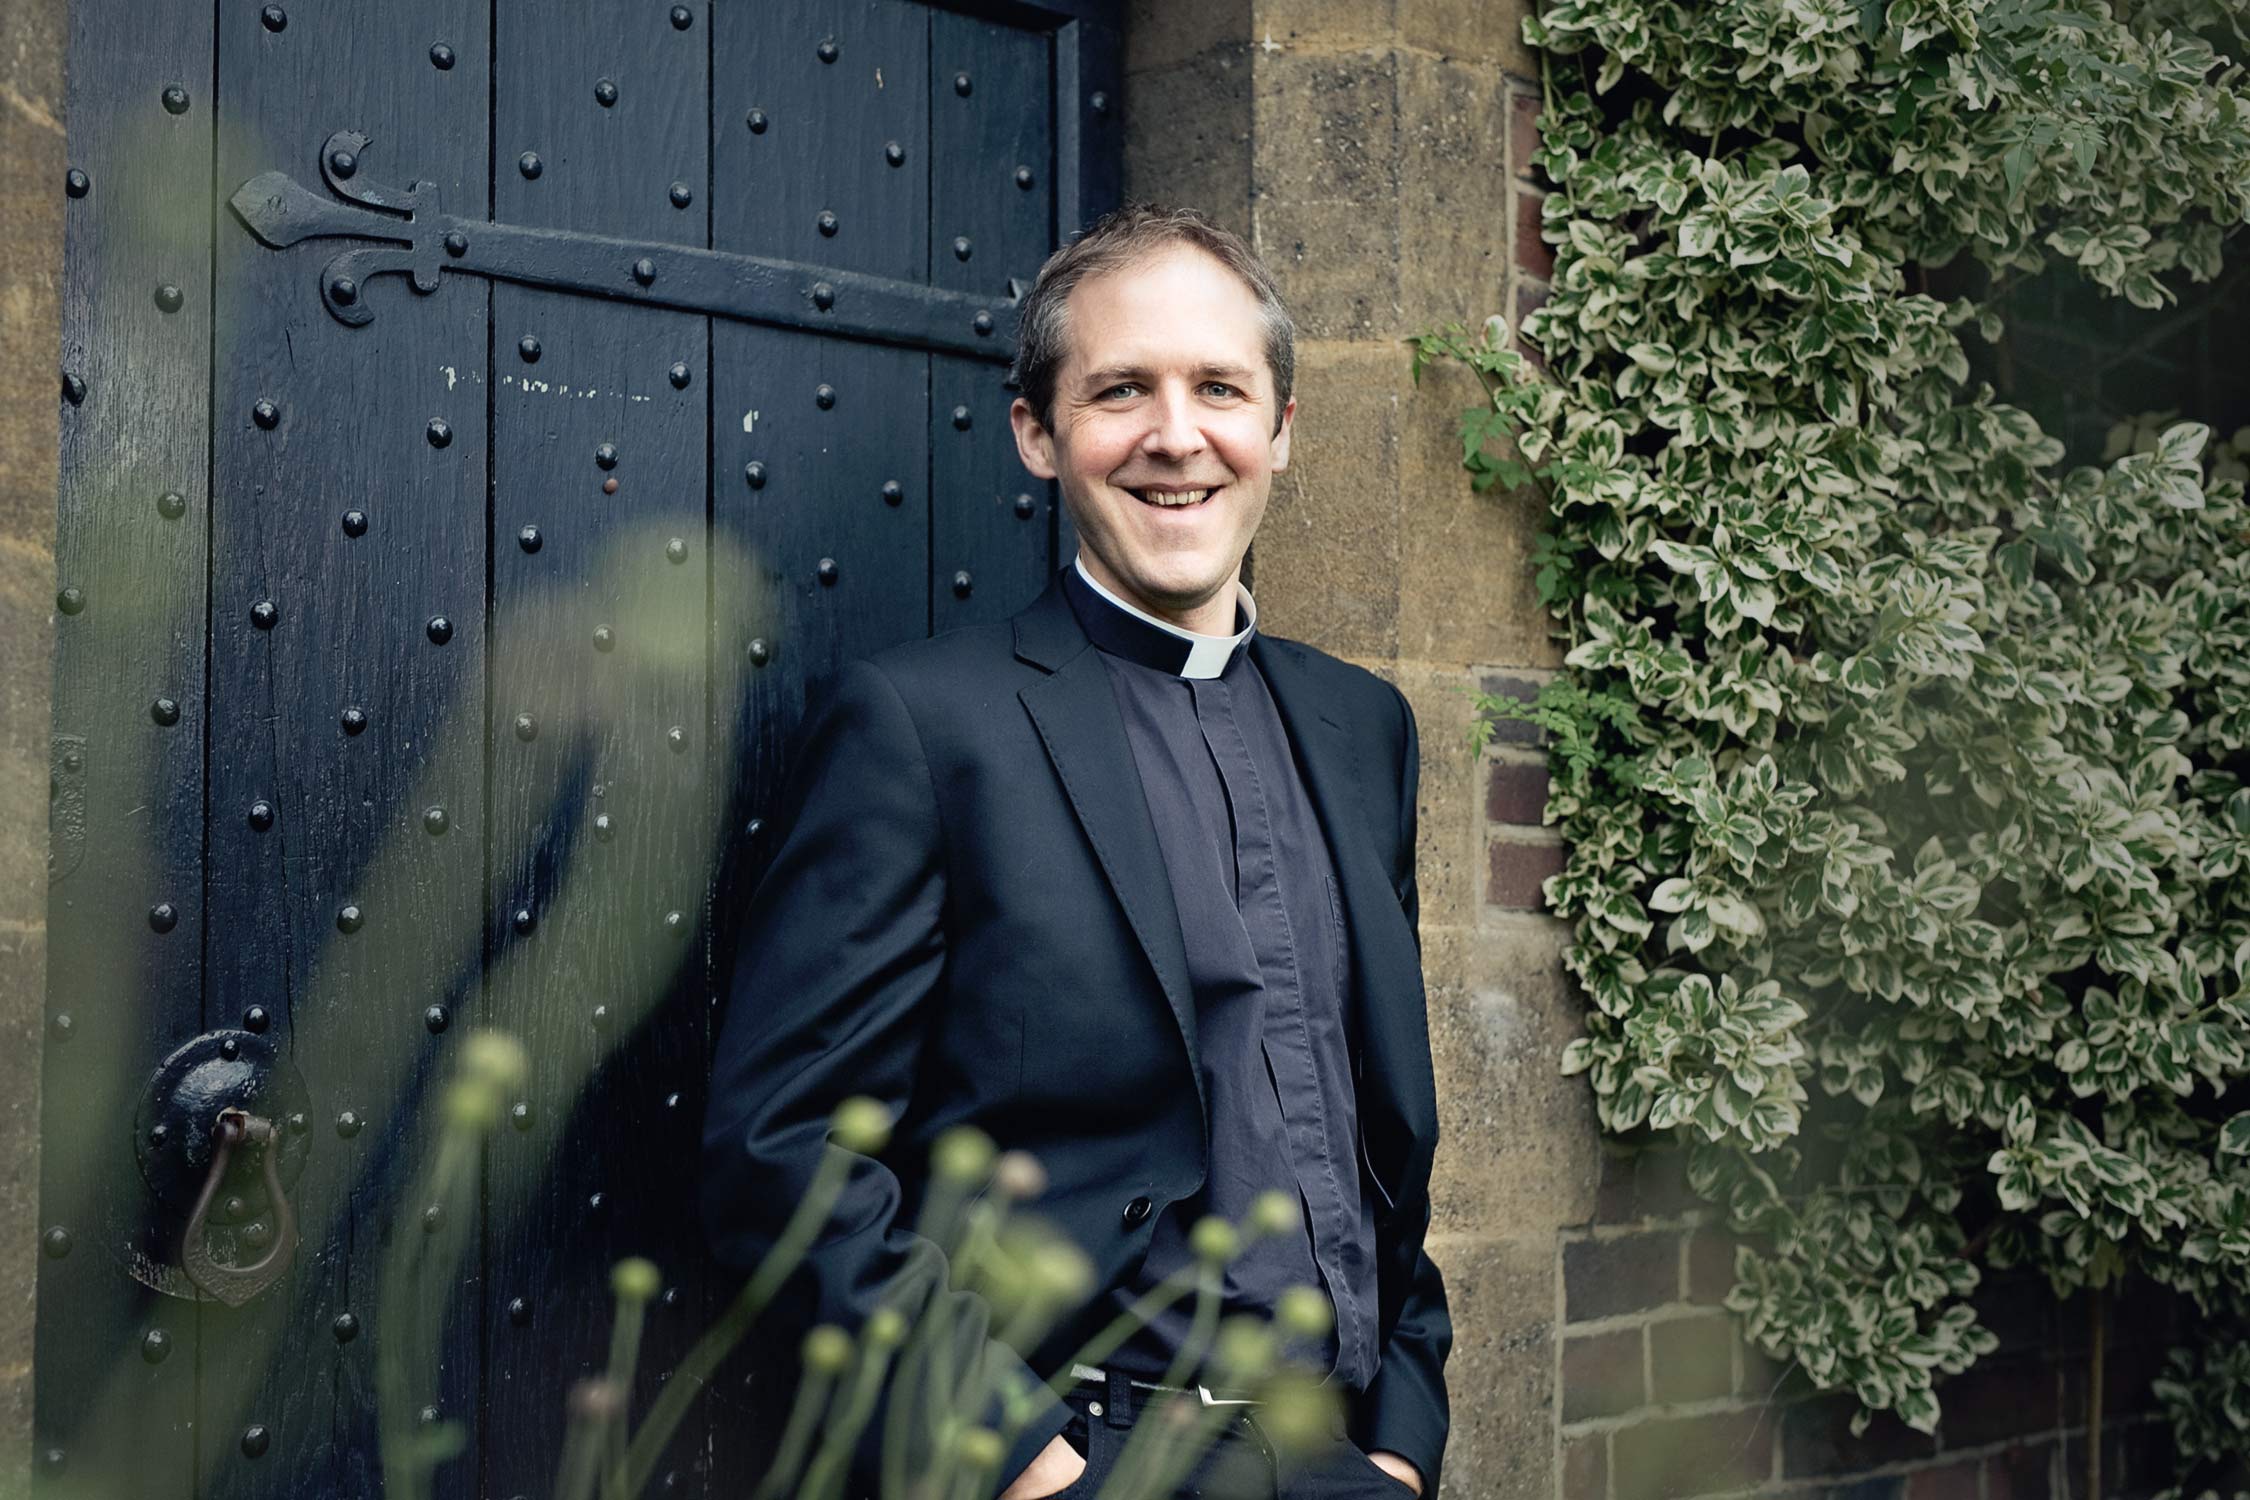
[0,0,66,1488]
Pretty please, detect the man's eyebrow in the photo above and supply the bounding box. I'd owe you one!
[1079,363,1259,388]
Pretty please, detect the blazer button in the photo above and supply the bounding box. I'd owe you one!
[1121,1196,1152,1229]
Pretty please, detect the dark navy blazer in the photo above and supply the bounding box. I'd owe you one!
[700,566,1450,1498]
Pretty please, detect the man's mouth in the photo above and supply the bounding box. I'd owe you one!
[1124,484,1222,508]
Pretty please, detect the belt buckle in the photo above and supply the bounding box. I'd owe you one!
[1196,1384,1257,1408]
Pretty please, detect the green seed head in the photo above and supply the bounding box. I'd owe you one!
[611,1257,661,1304]
[993,1149,1048,1201]
[932,1124,996,1184]
[1247,1190,1301,1240]
[443,1078,503,1131]
[1253,1374,1343,1458]
[461,1029,530,1090]
[803,1324,853,1375]
[1211,1316,1277,1383]
[1275,1285,1334,1340]
[956,1427,1005,1469]
[1189,1216,1240,1265]
[865,1307,908,1349]
[830,1096,893,1154]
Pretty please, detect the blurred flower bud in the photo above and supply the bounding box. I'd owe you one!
[1211,1316,1277,1384]
[462,1029,530,1091]
[1247,1190,1301,1240]
[611,1257,661,1305]
[1275,1285,1334,1341]
[568,1377,625,1423]
[993,1150,1048,1201]
[1252,1373,1343,1458]
[1026,1240,1095,1305]
[831,1097,893,1154]
[933,1124,996,1184]
[443,1078,503,1131]
[956,1427,1005,1470]
[803,1324,854,1375]
[866,1307,908,1350]
[1189,1216,1240,1265]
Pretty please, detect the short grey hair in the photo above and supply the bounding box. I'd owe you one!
[1008,203,1296,437]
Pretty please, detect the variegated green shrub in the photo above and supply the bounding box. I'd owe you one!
[1411,0,2250,1480]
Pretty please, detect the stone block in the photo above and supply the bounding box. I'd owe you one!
[1686,1228,1737,1304]
[1562,1431,1607,1500]
[1590,1142,1638,1225]
[1390,663,1479,929]
[1121,52,1254,236]
[1398,0,1540,72]
[1611,1407,1776,1499]
[1251,340,1401,661]
[1250,52,1402,340]
[1251,0,1398,54]
[1649,1313,1733,1407]
[1125,0,1254,74]
[1428,1234,1558,1500]
[1487,836,1564,910]
[1396,53,1512,331]
[1562,1327,1646,1423]
[1782,1394,1939,1478]
[1484,758,1548,826]
[1508,80,1543,184]
[1420,916,1601,1240]
[1564,1233,1678,1324]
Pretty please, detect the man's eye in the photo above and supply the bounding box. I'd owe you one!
[1202,382,1239,398]
[1101,383,1141,399]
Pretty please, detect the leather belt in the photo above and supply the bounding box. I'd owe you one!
[1069,1362,1263,1408]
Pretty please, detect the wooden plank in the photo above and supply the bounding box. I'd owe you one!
[1049,16,1123,570]
[37,0,214,1491]
[203,1,490,1495]
[930,10,1054,629]
[481,1,713,1495]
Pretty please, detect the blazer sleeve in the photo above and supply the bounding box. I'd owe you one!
[1357,679,1455,1493]
[700,658,1071,1499]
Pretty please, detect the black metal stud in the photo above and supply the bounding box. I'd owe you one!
[243,1006,270,1032]
[974,310,994,336]
[45,1008,76,1042]
[261,5,287,32]
[509,1296,532,1325]
[519,151,543,179]
[518,334,542,362]
[817,36,838,63]
[252,398,280,429]
[746,108,768,134]
[333,1312,360,1342]
[669,362,691,389]
[885,141,905,167]
[953,570,974,598]
[337,903,364,934]
[813,282,835,310]
[664,909,687,934]
[666,537,688,563]
[592,1004,612,1032]
[337,1110,362,1138]
[250,599,279,629]
[430,42,455,70]
[248,800,275,831]
[1016,165,1035,189]
[425,1005,449,1033]
[65,167,89,198]
[595,78,618,107]
[155,281,184,312]
[746,817,766,839]
[341,706,368,735]
[817,557,838,585]
[594,812,615,840]
[427,417,453,449]
[595,442,619,470]
[423,806,449,835]
[151,696,181,726]
[56,586,84,616]
[666,726,687,753]
[143,1329,172,1364]
[955,71,973,96]
[426,614,453,644]
[953,237,973,261]
[328,145,358,180]
[1015,493,1037,519]
[816,210,838,237]
[882,479,904,506]
[669,181,692,209]
[242,1427,270,1460]
[162,83,190,114]
[512,907,537,935]
[159,490,187,520]
[222,1036,240,1062]
[518,524,542,553]
[670,4,692,28]
[815,383,836,409]
[514,712,537,741]
[510,1102,533,1131]
[342,508,368,537]
[149,903,178,933]
[62,371,85,406]
[593,625,614,652]
[748,638,771,666]
[632,256,657,286]
[329,276,358,306]
[952,404,972,430]
[42,1227,70,1259]
[443,230,468,257]
[1091,90,1110,114]
[744,460,766,489]
[37,1448,63,1478]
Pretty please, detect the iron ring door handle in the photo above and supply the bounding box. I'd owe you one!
[179,1108,300,1306]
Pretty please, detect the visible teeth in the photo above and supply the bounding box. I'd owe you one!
[1138,487,1212,507]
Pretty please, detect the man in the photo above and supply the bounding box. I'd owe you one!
[701,204,1449,1500]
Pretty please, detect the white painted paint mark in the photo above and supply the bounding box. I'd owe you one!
[742,408,761,433]
[441,364,458,390]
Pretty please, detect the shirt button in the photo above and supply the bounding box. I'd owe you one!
[1121,1196,1153,1228]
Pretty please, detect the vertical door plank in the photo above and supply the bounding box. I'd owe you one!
[38,1,214,1491]
[1049,16,1123,568]
[483,1,713,1495]
[929,12,1053,630]
[205,2,489,1496]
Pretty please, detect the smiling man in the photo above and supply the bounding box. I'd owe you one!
[702,205,1451,1500]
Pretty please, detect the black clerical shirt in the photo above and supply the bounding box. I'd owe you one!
[1060,558,1381,1394]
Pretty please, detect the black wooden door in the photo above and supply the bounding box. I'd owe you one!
[39,3,1119,1496]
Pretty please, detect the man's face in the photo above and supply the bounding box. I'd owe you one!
[1010,243,1295,633]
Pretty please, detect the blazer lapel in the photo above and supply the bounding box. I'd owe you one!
[1015,577,1207,1138]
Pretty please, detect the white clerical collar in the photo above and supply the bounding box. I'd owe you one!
[1070,554,1258,679]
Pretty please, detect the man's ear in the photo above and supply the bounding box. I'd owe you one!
[1010,397,1060,480]
[1270,395,1298,473]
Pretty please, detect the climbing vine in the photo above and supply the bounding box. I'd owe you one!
[1412,0,2250,1485]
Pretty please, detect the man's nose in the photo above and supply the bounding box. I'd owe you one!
[1140,384,1209,456]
